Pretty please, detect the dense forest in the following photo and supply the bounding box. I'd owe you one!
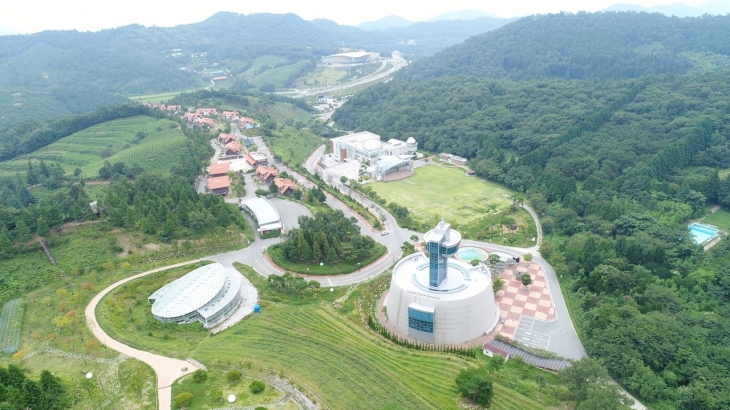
[400,12,730,81]
[334,11,730,409]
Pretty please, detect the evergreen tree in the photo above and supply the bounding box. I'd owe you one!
[12,219,31,243]
[36,219,50,240]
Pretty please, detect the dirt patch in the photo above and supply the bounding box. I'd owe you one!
[144,243,160,251]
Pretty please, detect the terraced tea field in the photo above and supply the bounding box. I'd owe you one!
[0,116,188,178]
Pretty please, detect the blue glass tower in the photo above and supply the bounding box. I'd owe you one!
[424,221,461,288]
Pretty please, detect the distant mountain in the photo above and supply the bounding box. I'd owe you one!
[357,15,414,30]
[384,17,513,55]
[401,12,730,81]
[604,0,730,17]
[429,9,502,21]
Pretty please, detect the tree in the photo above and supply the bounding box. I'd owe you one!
[226,370,241,383]
[455,367,494,407]
[523,253,533,262]
[192,369,208,383]
[293,189,302,200]
[401,241,416,255]
[14,219,31,243]
[492,277,505,293]
[40,369,69,410]
[209,389,223,402]
[255,188,268,197]
[173,392,193,408]
[249,379,266,394]
[340,176,348,184]
[471,259,481,266]
[37,218,50,239]
[308,280,321,295]
[521,273,532,288]
[0,233,12,256]
[269,183,278,194]
[488,254,501,266]
[485,354,504,374]
[410,234,419,242]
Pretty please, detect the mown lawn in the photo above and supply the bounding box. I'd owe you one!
[702,207,730,232]
[370,165,516,225]
[0,116,188,178]
[267,242,387,275]
[263,126,322,168]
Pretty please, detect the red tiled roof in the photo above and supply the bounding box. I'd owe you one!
[245,154,257,165]
[256,165,279,180]
[218,133,236,143]
[238,116,255,124]
[274,177,296,194]
[225,142,242,153]
[198,118,215,126]
[209,163,230,175]
[207,176,230,190]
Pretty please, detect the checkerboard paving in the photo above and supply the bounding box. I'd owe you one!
[492,261,555,339]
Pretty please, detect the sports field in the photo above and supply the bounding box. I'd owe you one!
[370,165,517,226]
[0,116,189,178]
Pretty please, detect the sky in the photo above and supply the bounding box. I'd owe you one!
[0,0,710,33]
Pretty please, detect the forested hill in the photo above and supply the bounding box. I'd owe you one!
[401,12,730,80]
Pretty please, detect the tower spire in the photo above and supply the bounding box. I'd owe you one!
[441,206,445,223]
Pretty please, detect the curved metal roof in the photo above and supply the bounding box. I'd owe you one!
[150,263,227,319]
[377,156,412,173]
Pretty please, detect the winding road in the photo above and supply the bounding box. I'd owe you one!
[85,137,597,409]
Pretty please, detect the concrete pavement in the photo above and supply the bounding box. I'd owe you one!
[85,260,202,410]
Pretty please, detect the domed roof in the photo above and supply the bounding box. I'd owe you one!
[406,137,416,144]
[363,139,383,151]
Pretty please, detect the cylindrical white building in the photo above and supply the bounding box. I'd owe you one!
[386,222,499,345]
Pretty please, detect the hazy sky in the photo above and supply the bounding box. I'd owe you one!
[0,0,709,33]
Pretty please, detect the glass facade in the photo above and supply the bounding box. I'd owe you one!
[428,241,444,287]
[408,308,434,333]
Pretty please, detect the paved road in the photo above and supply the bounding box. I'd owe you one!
[85,260,202,410]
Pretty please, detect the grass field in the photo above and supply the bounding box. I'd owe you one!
[171,371,284,410]
[702,207,730,232]
[294,67,347,88]
[263,126,323,168]
[0,116,189,179]
[95,262,556,409]
[267,242,387,275]
[128,90,199,104]
[370,166,516,226]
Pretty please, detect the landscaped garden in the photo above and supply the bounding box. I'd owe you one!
[267,209,387,275]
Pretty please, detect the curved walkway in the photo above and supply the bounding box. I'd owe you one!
[85,260,202,410]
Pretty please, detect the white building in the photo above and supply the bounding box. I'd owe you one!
[148,263,244,329]
[242,197,283,234]
[329,132,417,164]
[386,221,500,344]
[321,51,380,65]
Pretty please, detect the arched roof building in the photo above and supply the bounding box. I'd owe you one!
[148,263,243,329]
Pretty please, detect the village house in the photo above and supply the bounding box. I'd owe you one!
[224,141,242,156]
[207,176,230,196]
[245,152,268,166]
[197,118,215,129]
[217,133,237,144]
[166,105,182,113]
[196,108,218,117]
[208,162,230,178]
[238,117,255,128]
[221,111,240,121]
[273,177,296,196]
[255,165,279,183]
[183,112,201,122]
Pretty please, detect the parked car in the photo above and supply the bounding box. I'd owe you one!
[381,231,389,236]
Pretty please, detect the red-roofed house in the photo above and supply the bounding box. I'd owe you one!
[218,133,237,144]
[197,118,215,129]
[166,105,182,112]
[207,176,230,195]
[238,117,255,127]
[256,166,279,183]
[221,111,240,121]
[183,112,200,122]
[196,108,218,116]
[209,162,230,177]
[225,141,242,155]
[245,152,268,166]
[273,177,296,196]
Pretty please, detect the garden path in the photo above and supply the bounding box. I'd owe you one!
[85,260,202,410]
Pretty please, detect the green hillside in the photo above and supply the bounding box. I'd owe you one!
[0,116,189,179]
[402,12,730,81]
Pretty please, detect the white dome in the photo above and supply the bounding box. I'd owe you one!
[406,137,416,144]
[363,139,383,151]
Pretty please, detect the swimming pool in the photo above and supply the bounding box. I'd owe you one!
[456,247,488,262]
[689,223,719,245]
